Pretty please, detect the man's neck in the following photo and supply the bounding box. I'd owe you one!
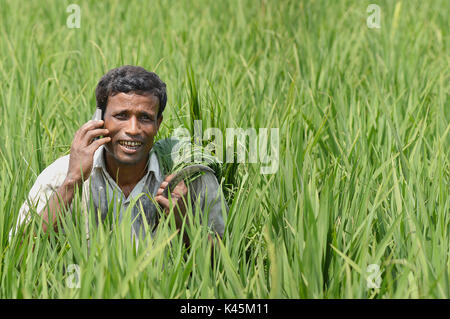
[104,151,148,190]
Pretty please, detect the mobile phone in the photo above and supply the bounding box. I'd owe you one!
[92,108,103,141]
[92,108,102,121]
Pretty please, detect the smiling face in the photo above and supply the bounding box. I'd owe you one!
[103,92,163,167]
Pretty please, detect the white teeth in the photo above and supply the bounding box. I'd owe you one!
[119,141,142,147]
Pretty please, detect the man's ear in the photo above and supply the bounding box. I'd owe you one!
[157,115,163,130]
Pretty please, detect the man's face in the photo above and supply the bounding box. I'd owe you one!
[103,92,163,166]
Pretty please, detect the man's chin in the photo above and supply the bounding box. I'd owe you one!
[105,145,149,166]
[114,153,148,166]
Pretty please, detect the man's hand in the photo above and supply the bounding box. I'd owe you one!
[155,174,189,231]
[39,120,110,234]
[65,120,110,187]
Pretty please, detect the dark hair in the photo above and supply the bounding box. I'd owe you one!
[95,65,167,118]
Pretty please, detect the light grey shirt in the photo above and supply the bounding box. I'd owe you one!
[11,145,226,242]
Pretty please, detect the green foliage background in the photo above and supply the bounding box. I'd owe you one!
[0,0,448,298]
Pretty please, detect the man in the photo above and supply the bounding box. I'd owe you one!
[12,65,226,246]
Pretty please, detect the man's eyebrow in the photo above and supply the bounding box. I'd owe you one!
[139,111,155,118]
[111,107,129,113]
[111,109,154,116]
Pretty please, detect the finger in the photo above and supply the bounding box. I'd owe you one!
[170,179,188,195]
[156,186,165,196]
[174,180,187,189]
[157,186,181,199]
[85,128,109,143]
[159,182,181,199]
[159,181,169,189]
[155,195,170,212]
[156,192,181,206]
[164,174,176,182]
[173,184,188,197]
[79,120,105,137]
[87,136,111,152]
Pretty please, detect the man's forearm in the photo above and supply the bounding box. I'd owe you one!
[40,178,78,233]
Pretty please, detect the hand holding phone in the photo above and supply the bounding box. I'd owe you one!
[65,109,110,187]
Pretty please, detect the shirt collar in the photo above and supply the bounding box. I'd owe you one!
[92,145,163,183]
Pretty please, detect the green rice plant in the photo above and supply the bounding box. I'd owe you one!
[0,0,448,298]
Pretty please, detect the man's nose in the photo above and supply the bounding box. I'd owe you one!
[125,116,140,135]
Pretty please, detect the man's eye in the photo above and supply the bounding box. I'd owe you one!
[115,113,127,119]
[140,115,153,121]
